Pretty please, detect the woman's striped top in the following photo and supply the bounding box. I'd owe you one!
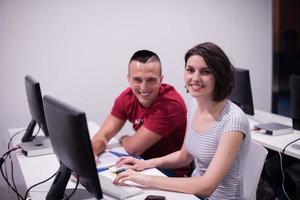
[185,98,251,200]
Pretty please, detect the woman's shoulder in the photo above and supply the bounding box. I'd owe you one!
[220,100,250,130]
[225,100,248,119]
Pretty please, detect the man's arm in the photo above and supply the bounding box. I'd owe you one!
[91,114,125,156]
[120,125,162,156]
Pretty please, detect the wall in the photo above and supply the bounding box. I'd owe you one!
[0,0,272,198]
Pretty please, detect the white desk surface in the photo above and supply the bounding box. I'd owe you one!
[249,109,300,159]
[9,121,198,200]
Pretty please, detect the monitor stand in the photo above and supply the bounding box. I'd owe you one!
[19,136,53,157]
[64,189,96,200]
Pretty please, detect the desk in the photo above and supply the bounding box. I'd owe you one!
[8,122,198,200]
[249,109,300,159]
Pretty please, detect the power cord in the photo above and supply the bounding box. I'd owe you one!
[31,125,41,140]
[64,175,80,200]
[7,128,26,200]
[278,137,300,200]
[0,146,25,200]
[282,138,300,154]
[24,171,57,200]
[278,152,292,200]
[2,128,42,200]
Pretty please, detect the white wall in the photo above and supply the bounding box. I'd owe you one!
[0,0,272,198]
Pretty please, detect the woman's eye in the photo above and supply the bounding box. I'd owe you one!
[201,69,211,75]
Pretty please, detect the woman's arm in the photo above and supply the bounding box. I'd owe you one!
[116,145,193,171]
[151,145,193,169]
[115,131,244,197]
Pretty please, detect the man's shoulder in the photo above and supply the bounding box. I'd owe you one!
[160,84,184,99]
[117,87,135,100]
[153,84,187,113]
[114,88,137,109]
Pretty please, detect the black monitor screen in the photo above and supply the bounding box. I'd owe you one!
[22,75,49,142]
[229,68,255,115]
[43,95,103,199]
[290,75,300,130]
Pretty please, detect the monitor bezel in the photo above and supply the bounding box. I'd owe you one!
[43,95,103,199]
[229,68,255,115]
[22,75,49,142]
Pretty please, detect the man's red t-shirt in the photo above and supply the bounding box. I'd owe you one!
[111,84,190,176]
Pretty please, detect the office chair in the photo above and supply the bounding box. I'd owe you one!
[243,141,268,200]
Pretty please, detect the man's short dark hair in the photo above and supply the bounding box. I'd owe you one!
[184,42,234,102]
[129,50,162,75]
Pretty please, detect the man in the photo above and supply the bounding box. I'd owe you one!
[91,50,190,176]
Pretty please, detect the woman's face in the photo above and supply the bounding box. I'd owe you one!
[184,55,215,99]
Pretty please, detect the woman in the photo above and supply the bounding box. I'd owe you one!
[113,42,251,199]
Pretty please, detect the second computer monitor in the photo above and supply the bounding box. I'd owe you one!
[290,75,300,130]
[22,75,49,142]
[229,68,255,115]
[43,95,103,199]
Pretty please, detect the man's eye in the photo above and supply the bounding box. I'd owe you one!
[133,78,142,83]
[147,78,157,83]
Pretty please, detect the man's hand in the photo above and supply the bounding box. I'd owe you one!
[119,135,129,146]
[91,136,108,156]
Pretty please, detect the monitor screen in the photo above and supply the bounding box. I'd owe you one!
[22,75,49,142]
[290,75,300,130]
[229,68,255,115]
[43,95,103,199]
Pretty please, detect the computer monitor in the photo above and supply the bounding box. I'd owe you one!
[290,75,300,130]
[43,95,103,200]
[22,75,49,142]
[229,68,255,115]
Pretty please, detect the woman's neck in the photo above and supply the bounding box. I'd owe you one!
[196,97,227,119]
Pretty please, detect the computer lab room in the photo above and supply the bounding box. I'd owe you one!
[1,1,300,200]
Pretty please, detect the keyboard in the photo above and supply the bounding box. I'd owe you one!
[98,174,143,199]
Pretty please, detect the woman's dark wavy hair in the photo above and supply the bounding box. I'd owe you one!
[184,42,234,102]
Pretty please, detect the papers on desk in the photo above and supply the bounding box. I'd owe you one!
[97,151,120,169]
[97,149,135,170]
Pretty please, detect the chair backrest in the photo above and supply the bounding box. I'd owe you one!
[243,141,268,200]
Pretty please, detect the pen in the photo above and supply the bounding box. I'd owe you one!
[115,167,127,174]
[97,167,110,173]
[107,150,129,157]
[108,150,142,159]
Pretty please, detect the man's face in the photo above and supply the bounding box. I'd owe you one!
[128,61,163,107]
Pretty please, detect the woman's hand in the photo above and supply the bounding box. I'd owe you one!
[113,169,150,187]
[115,157,152,171]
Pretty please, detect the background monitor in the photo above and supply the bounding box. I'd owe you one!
[22,75,49,142]
[290,75,300,130]
[43,95,103,199]
[229,68,255,115]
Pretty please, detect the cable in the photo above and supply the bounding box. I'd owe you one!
[64,176,80,200]
[278,152,292,200]
[1,147,21,165]
[8,129,26,150]
[9,150,20,200]
[7,128,25,200]
[278,137,300,200]
[24,171,57,200]
[0,147,25,200]
[282,137,300,154]
[31,125,41,140]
